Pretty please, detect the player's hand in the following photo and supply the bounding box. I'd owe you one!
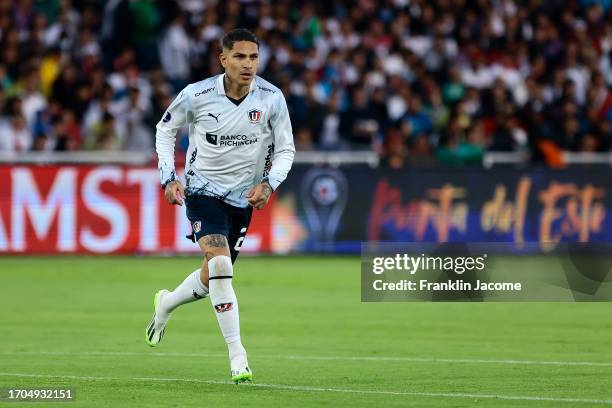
[164,180,185,206]
[246,181,273,210]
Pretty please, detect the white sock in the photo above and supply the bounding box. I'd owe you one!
[160,268,209,317]
[228,340,247,369]
[208,256,246,360]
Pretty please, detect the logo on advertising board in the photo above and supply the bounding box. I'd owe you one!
[301,168,349,249]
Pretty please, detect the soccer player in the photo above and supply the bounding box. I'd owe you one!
[146,28,295,383]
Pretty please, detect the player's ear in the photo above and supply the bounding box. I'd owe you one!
[219,51,226,68]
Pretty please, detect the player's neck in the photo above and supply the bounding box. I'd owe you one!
[224,75,250,99]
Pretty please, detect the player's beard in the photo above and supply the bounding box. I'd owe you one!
[224,73,251,95]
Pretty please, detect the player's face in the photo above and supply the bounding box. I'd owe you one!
[220,41,259,87]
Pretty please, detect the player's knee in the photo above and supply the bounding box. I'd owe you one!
[208,255,233,278]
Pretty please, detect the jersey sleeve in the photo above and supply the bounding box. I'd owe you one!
[155,86,192,187]
[267,94,296,191]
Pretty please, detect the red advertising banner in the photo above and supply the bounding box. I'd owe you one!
[0,165,273,254]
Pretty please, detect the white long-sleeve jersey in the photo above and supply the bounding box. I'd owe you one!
[155,74,295,208]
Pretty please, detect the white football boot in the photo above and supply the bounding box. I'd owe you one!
[145,290,170,347]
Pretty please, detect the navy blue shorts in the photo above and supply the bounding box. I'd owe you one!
[185,195,253,263]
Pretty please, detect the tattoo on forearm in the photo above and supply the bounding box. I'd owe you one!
[204,234,228,248]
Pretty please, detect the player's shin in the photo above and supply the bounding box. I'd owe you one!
[208,255,250,378]
[161,268,209,316]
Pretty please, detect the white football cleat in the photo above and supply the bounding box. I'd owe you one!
[231,353,253,383]
[145,290,170,347]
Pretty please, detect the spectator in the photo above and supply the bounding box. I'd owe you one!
[159,12,191,92]
[121,87,153,151]
[319,90,344,150]
[437,117,485,166]
[21,68,47,128]
[85,111,119,150]
[340,86,381,149]
[0,114,31,152]
[401,95,433,138]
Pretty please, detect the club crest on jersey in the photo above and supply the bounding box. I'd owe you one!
[248,109,262,123]
[214,302,233,313]
[193,221,201,233]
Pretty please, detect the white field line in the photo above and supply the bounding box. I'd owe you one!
[2,351,612,367]
[0,372,610,405]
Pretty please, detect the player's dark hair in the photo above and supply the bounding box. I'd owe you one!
[222,28,259,50]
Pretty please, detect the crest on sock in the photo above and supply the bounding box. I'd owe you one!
[214,302,233,313]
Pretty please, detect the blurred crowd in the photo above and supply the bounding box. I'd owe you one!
[0,0,610,167]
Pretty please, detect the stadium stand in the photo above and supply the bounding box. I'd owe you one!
[0,0,609,168]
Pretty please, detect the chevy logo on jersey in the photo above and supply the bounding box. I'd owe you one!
[248,109,262,123]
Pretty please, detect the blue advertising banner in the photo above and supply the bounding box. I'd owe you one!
[274,166,611,253]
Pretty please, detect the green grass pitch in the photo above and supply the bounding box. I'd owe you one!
[0,256,611,407]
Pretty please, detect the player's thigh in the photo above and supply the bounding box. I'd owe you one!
[227,206,253,264]
[186,195,232,260]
